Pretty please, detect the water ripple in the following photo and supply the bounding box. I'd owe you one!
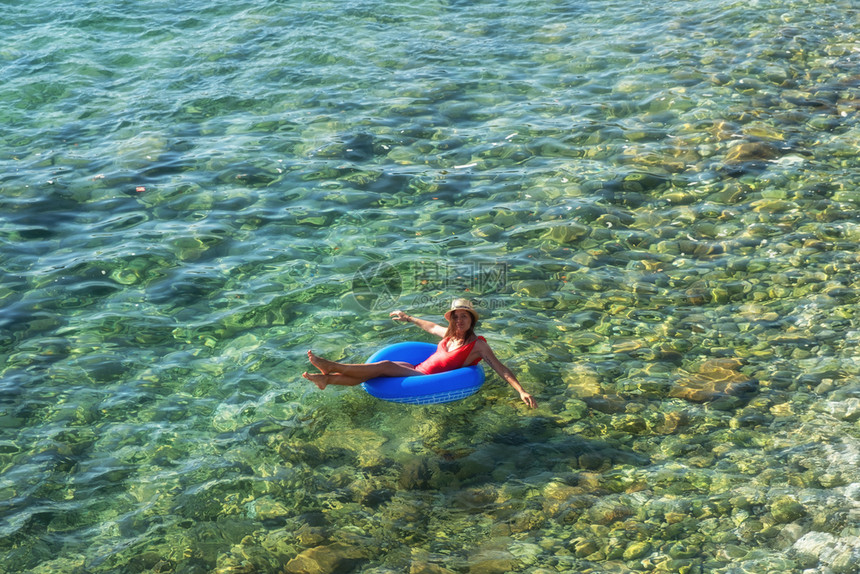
[2,0,860,572]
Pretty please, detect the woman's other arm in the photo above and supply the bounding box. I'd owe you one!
[475,340,538,408]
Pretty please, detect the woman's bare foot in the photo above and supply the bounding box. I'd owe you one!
[307,350,336,375]
[303,372,329,390]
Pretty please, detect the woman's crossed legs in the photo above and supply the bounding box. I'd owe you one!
[303,350,423,389]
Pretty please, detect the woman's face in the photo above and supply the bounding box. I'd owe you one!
[449,310,473,334]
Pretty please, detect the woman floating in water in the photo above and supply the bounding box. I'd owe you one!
[304,299,538,408]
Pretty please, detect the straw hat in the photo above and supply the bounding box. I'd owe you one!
[444,298,479,326]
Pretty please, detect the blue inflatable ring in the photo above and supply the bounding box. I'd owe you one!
[361,341,485,405]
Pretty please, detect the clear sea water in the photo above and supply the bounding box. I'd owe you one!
[2,0,860,572]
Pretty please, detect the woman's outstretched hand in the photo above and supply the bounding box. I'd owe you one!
[390,310,410,322]
[520,391,538,409]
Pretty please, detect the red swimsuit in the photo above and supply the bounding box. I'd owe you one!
[415,337,485,375]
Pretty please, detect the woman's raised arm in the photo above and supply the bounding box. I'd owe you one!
[390,310,447,338]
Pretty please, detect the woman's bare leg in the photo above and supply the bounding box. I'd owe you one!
[306,350,422,386]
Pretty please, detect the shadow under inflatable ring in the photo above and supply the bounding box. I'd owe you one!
[361,341,485,405]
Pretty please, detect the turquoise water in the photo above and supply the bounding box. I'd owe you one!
[2,0,860,572]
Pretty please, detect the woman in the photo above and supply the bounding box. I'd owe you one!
[304,299,537,408]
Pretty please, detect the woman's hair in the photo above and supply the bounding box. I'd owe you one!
[444,310,476,341]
